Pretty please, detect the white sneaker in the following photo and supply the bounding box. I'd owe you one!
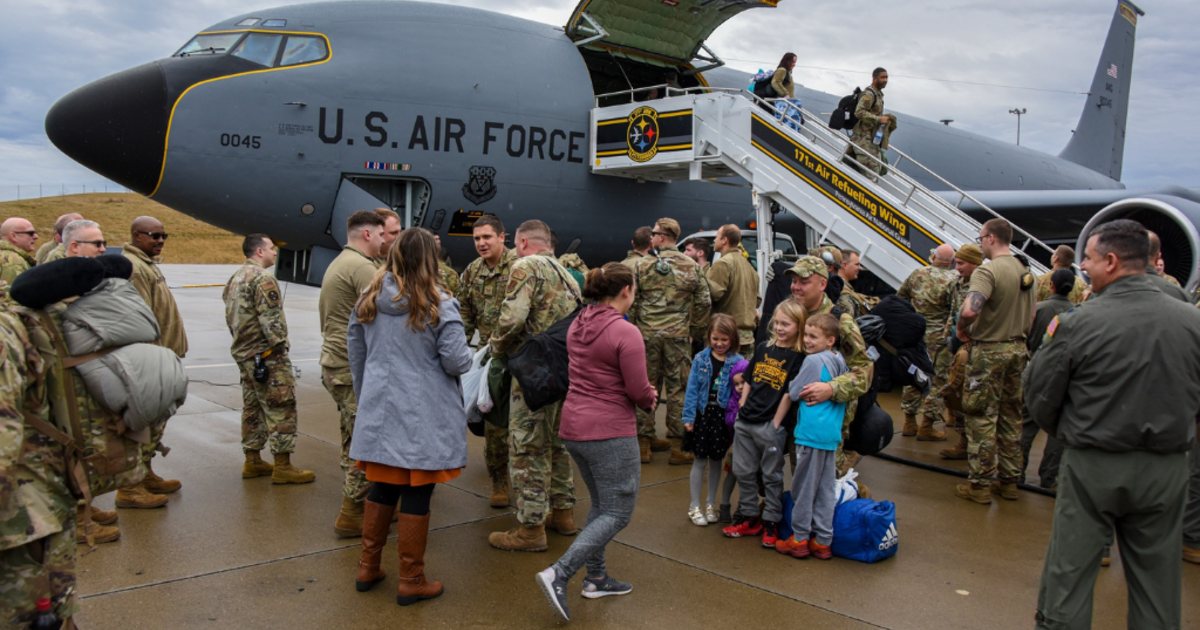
[688,506,707,526]
[705,504,719,523]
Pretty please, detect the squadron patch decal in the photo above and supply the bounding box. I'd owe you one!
[463,166,497,205]
[626,106,660,163]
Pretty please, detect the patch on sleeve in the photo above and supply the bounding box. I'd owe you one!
[261,280,281,307]
[1046,316,1059,338]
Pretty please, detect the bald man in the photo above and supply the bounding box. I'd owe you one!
[895,243,959,439]
[37,212,83,264]
[0,217,38,286]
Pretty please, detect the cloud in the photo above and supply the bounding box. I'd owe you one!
[2,0,1196,200]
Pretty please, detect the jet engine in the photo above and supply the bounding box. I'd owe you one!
[1077,187,1200,290]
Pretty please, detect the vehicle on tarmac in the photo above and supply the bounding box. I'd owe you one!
[680,229,799,271]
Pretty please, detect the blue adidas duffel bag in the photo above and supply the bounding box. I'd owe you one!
[831,498,898,563]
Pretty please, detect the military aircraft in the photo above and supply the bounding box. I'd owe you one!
[43,0,1199,287]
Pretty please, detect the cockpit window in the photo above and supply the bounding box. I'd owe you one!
[177,33,244,57]
[279,36,328,66]
[236,18,260,27]
[261,19,287,27]
[231,33,283,67]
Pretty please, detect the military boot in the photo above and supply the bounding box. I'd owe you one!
[916,415,946,441]
[271,453,316,484]
[488,524,548,552]
[548,508,579,536]
[142,462,181,494]
[242,450,274,478]
[77,505,119,545]
[954,483,992,504]
[115,485,168,509]
[668,438,694,465]
[90,507,118,526]
[649,437,671,452]
[902,414,918,437]
[638,436,651,464]
[356,501,395,592]
[1183,546,1200,565]
[939,431,968,460]
[489,475,510,509]
[395,512,443,606]
[989,481,1019,501]
[334,497,365,538]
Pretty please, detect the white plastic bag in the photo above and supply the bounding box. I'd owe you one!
[476,360,494,413]
[835,468,860,504]
[462,346,491,417]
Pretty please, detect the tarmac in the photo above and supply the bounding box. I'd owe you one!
[73,265,1199,629]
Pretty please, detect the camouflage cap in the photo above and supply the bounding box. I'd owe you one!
[785,255,830,279]
[955,244,984,265]
[808,245,843,269]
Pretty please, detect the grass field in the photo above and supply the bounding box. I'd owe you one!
[1,193,245,264]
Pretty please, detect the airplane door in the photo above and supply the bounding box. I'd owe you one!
[329,177,390,245]
[345,176,431,229]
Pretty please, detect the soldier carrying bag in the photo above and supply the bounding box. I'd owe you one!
[505,261,584,412]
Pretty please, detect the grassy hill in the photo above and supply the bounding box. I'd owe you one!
[1,193,245,263]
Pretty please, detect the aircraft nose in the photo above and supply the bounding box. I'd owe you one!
[45,61,168,196]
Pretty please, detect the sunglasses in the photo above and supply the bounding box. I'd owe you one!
[77,240,107,248]
[136,231,170,241]
[11,230,36,237]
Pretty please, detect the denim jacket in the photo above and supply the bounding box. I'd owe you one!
[682,347,745,426]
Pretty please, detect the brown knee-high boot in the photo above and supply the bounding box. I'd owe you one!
[395,512,443,606]
[355,501,395,592]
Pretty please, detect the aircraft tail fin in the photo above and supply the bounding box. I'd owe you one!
[1058,1,1143,182]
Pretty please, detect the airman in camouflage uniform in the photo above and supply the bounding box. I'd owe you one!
[940,244,983,459]
[896,245,958,439]
[0,218,38,287]
[35,214,82,266]
[620,227,654,269]
[487,221,578,551]
[630,218,711,465]
[438,261,460,295]
[223,234,314,484]
[850,69,897,176]
[459,217,518,509]
[0,294,79,626]
[1035,246,1087,304]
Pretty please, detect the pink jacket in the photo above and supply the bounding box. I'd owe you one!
[560,304,655,441]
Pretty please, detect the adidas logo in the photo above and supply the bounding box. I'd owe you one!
[877,523,898,551]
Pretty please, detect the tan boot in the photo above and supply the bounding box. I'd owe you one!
[649,437,671,452]
[91,508,118,526]
[76,505,119,545]
[395,512,443,605]
[955,482,992,504]
[142,462,181,494]
[842,450,862,471]
[115,485,168,509]
[271,453,315,484]
[668,438,694,465]
[939,431,968,460]
[488,524,548,552]
[489,474,510,509]
[856,482,871,499]
[1184,546,1200,565]
[902,414,918,437]
[989,481,1019,501]
[334,497,365,538]
[355,501,394,592]
[548,508,578,536]
[242,450,274,478]
[638,436,651,464]
[917,416,947,441]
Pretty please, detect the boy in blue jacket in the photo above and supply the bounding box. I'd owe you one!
[773,313,847,560]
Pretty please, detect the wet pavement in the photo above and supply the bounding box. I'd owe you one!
[74,265,1199,629]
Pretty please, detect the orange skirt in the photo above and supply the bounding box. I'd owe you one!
[356,460,462,486]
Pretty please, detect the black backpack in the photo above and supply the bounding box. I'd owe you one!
[828,87,863,130]
[753,69,787,99]
[506,305,582,411]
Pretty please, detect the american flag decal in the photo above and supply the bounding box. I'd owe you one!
[1107,64,1118,79]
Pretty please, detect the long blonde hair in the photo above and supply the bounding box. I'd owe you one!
[355,228,444,331]
[767,298,808,353]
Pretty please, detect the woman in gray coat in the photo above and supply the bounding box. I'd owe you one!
[347,227,472,606]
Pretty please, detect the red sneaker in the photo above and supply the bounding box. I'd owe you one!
[722,516,763,538]
[810,541,833,560]
[774,536,810,558]
[761,522,778,548]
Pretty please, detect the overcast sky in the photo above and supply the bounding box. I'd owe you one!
[1,0,1196,200]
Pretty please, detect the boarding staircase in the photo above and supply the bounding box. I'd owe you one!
[589,89,1051,289]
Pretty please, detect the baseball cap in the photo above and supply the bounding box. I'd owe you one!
[785,256,830,279]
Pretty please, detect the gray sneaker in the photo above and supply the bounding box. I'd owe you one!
[536,566,570,620]
[581,574,632,599]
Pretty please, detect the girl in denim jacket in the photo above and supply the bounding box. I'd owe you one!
[682,314,744,526]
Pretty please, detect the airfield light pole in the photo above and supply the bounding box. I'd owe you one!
[1009,108,1027,145]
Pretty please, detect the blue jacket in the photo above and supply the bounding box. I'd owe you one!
[683,348,745,426]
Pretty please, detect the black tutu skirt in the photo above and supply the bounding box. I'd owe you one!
[683,402,732,460]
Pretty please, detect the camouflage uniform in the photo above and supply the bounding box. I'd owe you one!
[629,246,711,441]
[836,283,877,320]
[0,241,34,288]
[850,86,895,175]
[620,250,647,269]
[897,265,958,418]
[223,260,297,455]
[0,298,79,625]
[944,276,972,423]
[489,251,579,527]
[1035,271,1087,305]
[812,295,874,475]
[459,248,518,486]
[41,244,66,265]
[438,261,461,296]
[34,241,57,266]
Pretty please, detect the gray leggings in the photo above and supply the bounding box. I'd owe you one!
[552,437,640,580]
[690,457,722,509]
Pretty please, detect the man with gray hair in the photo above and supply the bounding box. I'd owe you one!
[64,220,107,258]
[37,212,83,264]
[896,243,958,439]
[0,217,39,285]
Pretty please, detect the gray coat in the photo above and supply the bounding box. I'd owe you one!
[347,273,473,470]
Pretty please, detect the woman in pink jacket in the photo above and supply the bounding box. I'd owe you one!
[535,263,656,622]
